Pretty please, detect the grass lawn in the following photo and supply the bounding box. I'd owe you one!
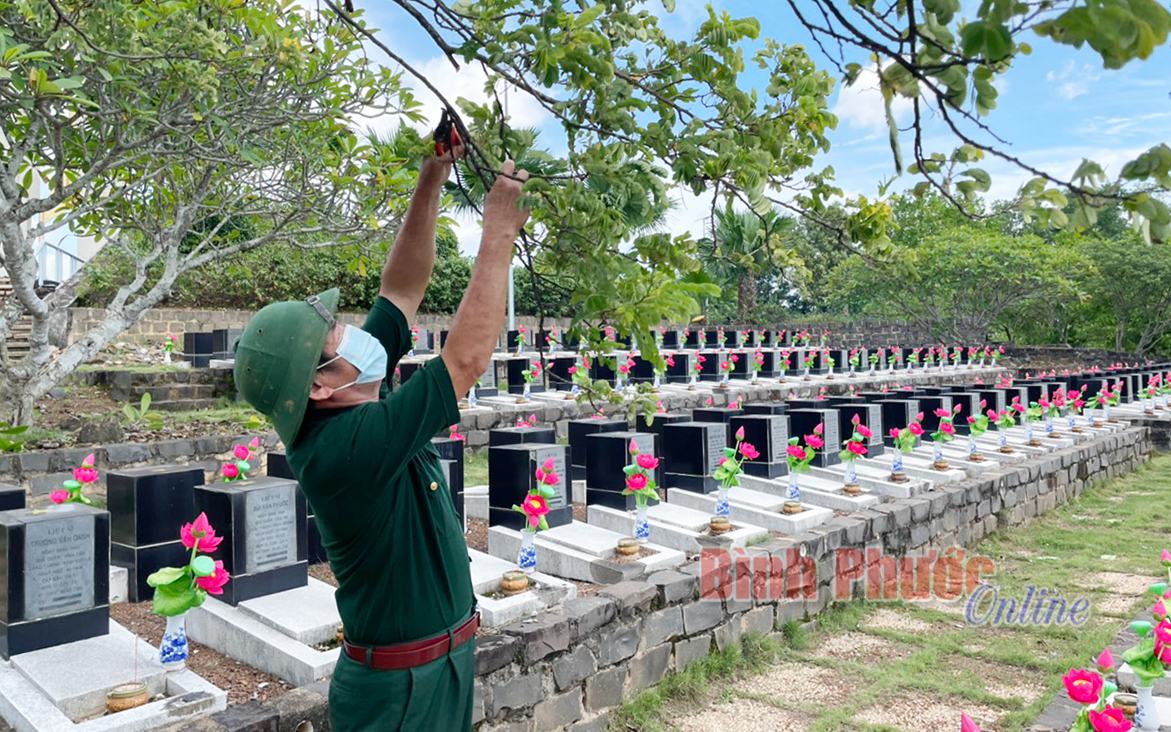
[612,453,1171,732]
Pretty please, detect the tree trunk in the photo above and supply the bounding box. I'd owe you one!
[737,272,756,323]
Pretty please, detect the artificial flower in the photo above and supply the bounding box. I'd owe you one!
[805,434,824,449]
[909,423,925,436]
[627,473,648,491]
[941,422,956,435]
[735,426,746,441]
[787,445,807,460]
[181,512,224,553]
[222,464,239,479]
[73,454,99,484]
[521,494,549,529]
[857,424,873,438]
[637,454,659,470]
[233,444,251,460]
[847,441,867,456]
[1088,706,1132,732]
[196,560,231,596]
[1154,598,1168,621]
[1096,647,1115,674]
[889,427,901,439]
[960,714,982,732]
[1062,668,1103,704]
[739,442,760,460]
[50,490,69,504]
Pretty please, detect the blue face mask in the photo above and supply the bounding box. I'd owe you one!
[317,325,387,391]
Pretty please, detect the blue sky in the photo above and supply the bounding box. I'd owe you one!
[355,0,1171,251]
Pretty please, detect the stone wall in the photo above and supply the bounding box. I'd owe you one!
[469,425,1151,731]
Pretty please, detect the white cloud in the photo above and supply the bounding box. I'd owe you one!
[1057,81,1089,100]
[830,65,913,132]
[1046,62,1102,100]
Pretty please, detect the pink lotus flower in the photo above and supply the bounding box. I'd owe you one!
[520,494,549,528]
[222,464,239,479]
[629,440,640,455]
[909,423,924,436]
[627,473,648,490]
[1157,643,1171,664]
[739,442,760,460]
[706,397,713,406]
[637,454,659,470]
[1063,668,1103,704]
[196,560,231,596]
[987,410,999,420]
[813,423,824,435]
[735,426,745,441]
[889,428,901,439]
[787,445,807,460]
[933,408,950,418]
[1155,619,1171,646]
[847,441,867,456]
[1155,599,1168,620]
[181,512,223,553]
[233,444,251,460]
[1096,647,1115,674]
[50,490,69,504]
[960,714,981,732]
[915,412,924,422]
[249,437,260,449]
[857,424,872,438]
[719,457,728,466]
[1088,706,1132,732]
[73,453,99,483]
[940,422,955,435]
[568,366,577,374]
[1162,549,1171,567]
[805,434,824,449]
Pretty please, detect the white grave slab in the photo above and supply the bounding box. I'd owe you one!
[738,474,880,512]
[487,521,685,583]
[237,578,340,645]
[586,504,768,553]
[468,549,576,628]
[666,488,833,535]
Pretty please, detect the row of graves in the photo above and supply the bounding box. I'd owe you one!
[396,324,1013,407]
[0,348,1163,731]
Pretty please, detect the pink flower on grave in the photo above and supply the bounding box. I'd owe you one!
[739,442,760,460]
[856,424,872,439]
[933,408,950,418]
[813,423,824,435]
[1063,668,1103,704]
[233,444,251,460]
[940,422,956,435]
[627,473,648,491]
[73,453,99,484]
[961,713,982,732]
[967,416,977,424]
[250,437,260,450]
[196,560,231,596]
[221,464,239,479]
[181,512,223,553]
[805,434,824,450]
[1154,620,1171,647]
[50,490,69,504]
[568,366,578,375]
[915,412,925,422]
[909,423,925,437]
[1096,647,1115,674]
[637,454,659,470]
[706,398,713,406]
[629,440,640,455]
[846,441,867,457]
[787,445,807,460]
[1154,599,1168,621]
[1161,549,1171,567]
[1088,706,1132,732]
[987,410,999,420]
[889,428,901,439]
[735,426,746,441]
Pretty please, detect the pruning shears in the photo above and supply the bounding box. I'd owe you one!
[433,108,460,157]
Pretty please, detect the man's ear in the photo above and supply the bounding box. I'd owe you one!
[308,376,333,402]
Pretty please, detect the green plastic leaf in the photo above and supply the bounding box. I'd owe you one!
[1130,621,1154,639]
[151,577,198,616]
[192,555,216,577]
[1151,583,1168,596]
[147,566,188,587]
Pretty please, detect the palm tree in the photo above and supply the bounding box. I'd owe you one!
[700,205,794,322]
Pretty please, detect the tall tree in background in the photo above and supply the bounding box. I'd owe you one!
[698,206,797,323]
[0,0,414,424]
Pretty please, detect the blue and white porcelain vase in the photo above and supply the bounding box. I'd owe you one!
[786,473,801,501]
[522,382,532,400]
[891,453,904,475]
[1136,683,1160,731]
[715,488,730,517]
[968,434,978,456]
[517,529,537,573]
[844,461,857,487]
[1045,416,1054,435]
[468,386,478,407]
[932,441,944,463]
[999,431,1009,449]
[159,612,189,670]
[634,504,650,544]
[652,373,661,390]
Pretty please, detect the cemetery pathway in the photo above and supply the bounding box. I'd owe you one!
[621,453,1171,732]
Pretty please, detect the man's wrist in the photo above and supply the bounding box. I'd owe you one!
[418,158,450,187]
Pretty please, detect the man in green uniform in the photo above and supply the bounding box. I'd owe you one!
[232,141,530,731]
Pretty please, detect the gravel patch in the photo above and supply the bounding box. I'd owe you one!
[1096,594,1141,616]
[809,631,916,663]
[853,692,1004,732]
[861,608,939,634]
[676,698,810,732]
[1078,572,1155,595]
[944,654,1046,703]
[737,662,849,704]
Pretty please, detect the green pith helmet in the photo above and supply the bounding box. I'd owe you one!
[233,288,339,446]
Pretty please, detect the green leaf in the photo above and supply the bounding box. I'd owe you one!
[151,577,198,617]
[146,566,188,587]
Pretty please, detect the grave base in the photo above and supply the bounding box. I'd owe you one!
[217,561,309,606]
[236,578,340,645]
[0,620,226,732]
[187,589,340,687]
[469,549,576,628]
[586,503,768,554]
[487,522,685,584]
[1,607,109,661]
[667,488,833,535]
[809,464,929,498]
[738,475,880,512]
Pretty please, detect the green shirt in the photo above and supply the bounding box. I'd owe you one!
[287,296,473,645]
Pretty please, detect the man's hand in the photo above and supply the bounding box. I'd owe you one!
[481,160,531,243]
[419,135,465,186]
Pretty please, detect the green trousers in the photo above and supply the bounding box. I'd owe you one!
[328,637,475,732]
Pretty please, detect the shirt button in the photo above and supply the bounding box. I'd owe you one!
[429,482,438,491]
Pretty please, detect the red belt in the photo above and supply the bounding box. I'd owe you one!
[343,612,480,671]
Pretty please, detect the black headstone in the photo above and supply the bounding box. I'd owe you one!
[0,484,25,512]
[398,361,423,385]
[107,466,202,602]
[0,505,110,658]
[440,458,466,531]
[488,443,573,530]
[506,356,544,395]
[875,399,919,446]
[546,355,578,391]
[183,332,214,368]
[194,476,309,605]
[692,407,744,425]
[568,418,628,480]
[786,409,842,467]
[728,414,790,478]
[266,451,326,566]
[490,426,556,448]
[662,421,727,493]
[742,402,787,416]
[665,352,691,383]
[684,330,702,349]
[916,395,954,432]
[632,412,690,438]
[833,404,885,456]
[475,362,500,398]
[661,330,682,349]
[585,431,662,510]
[211,328,244,360]
[949,392,983,434]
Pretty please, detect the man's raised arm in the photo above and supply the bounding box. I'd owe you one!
[442,161,531,398]
[379,144,463,322]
